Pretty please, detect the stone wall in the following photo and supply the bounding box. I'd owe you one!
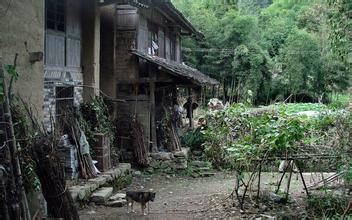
[149,148,189,171]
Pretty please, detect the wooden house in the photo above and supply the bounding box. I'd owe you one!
[99,0,218,156]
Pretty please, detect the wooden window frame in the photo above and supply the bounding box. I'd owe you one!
[45,0,66,32]
[148,22,159,56]
[55,86,74,117]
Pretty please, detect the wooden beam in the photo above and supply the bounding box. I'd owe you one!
[188,87,193,129]
[149,66,158,152]
[116,78,173,84]
[116,95,149,101]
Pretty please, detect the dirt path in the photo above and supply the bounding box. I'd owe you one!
[79,172,327,219]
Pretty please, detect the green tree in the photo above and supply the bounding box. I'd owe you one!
[279,29,322,99]
[173,0,350,104]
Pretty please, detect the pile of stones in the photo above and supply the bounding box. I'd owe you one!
[149,148,189,171]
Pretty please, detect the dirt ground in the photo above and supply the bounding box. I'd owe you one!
[78,171,333,219]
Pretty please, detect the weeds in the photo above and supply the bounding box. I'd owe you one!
[110,173,133,192]
[306,194,349,218]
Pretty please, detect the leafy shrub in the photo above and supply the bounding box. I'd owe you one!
[328,93,350,110]
[203,104,309,168]
[203,103,352,173]
[181,128,205,151]
[306,194,349,218]
[79,97,119,163]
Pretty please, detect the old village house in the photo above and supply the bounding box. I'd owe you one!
[0,0,217,167]
[98,0,218,164]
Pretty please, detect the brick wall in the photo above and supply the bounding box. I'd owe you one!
[43,69,83,131]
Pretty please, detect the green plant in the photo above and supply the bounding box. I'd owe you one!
[328,93,351,110]
[181,129,205,151]
[275,103,328,114]
[203,104,310,169]
[11,102,41,193]
[79,97,119,162]
[110,173,133,192]
[306,194,349,218]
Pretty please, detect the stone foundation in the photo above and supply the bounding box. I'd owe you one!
[69,163,131,202]
[149,148,189,170]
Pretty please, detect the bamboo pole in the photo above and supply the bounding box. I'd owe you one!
[285,160,294,202]
[257,162,262,203]
[297,163,310,197]
[0,59,31,220]
[0,165,10,220]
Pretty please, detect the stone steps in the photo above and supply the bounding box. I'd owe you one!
[90,187,113,204]
[106,192,127,207]
[69,163,131,202]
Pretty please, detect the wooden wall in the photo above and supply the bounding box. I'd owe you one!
[112,4,187,153]
[137,9,182,62]
[115,5,138,81]
[114,5,151,150]
[100,5,116,98]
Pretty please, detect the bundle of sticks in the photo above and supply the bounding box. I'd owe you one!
[31,136,79,220]
[58,111,97,179]
[131,116,149,166]
[163,105,181,152]
[70,123,97,179]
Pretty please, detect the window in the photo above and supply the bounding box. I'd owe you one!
[56,86,74,125]
[148,23,159,56]
[46,0,66,32]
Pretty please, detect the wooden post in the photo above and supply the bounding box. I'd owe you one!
[297,162,310,197]
[187,87,193,129]
[276,161,289,194]
[257,161,262,203]
[149,65,157,152]
[0,59,31,220]
[285,160,294,202]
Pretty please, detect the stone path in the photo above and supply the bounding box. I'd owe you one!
[79,172,336,219]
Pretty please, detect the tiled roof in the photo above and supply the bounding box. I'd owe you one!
[131,50,219,86]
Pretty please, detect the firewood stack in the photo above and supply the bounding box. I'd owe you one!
[131,117,149,166]
[31,136,79,220]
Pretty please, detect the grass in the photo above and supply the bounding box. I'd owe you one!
[276,103,328,114]
[306,193,349,218]
[328,93,351,109]
[266,93,351,114]
[110,173,133,192]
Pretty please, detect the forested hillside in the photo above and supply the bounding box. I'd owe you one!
[173,0,351,105]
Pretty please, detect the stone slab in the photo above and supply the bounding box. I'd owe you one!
[90,187,113,204]
[106,199,127,207]
[109,193,126,201]
[173,148,189,158]
[69,163,131,202]
[150,152,174,161]
[88,176,107,186]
